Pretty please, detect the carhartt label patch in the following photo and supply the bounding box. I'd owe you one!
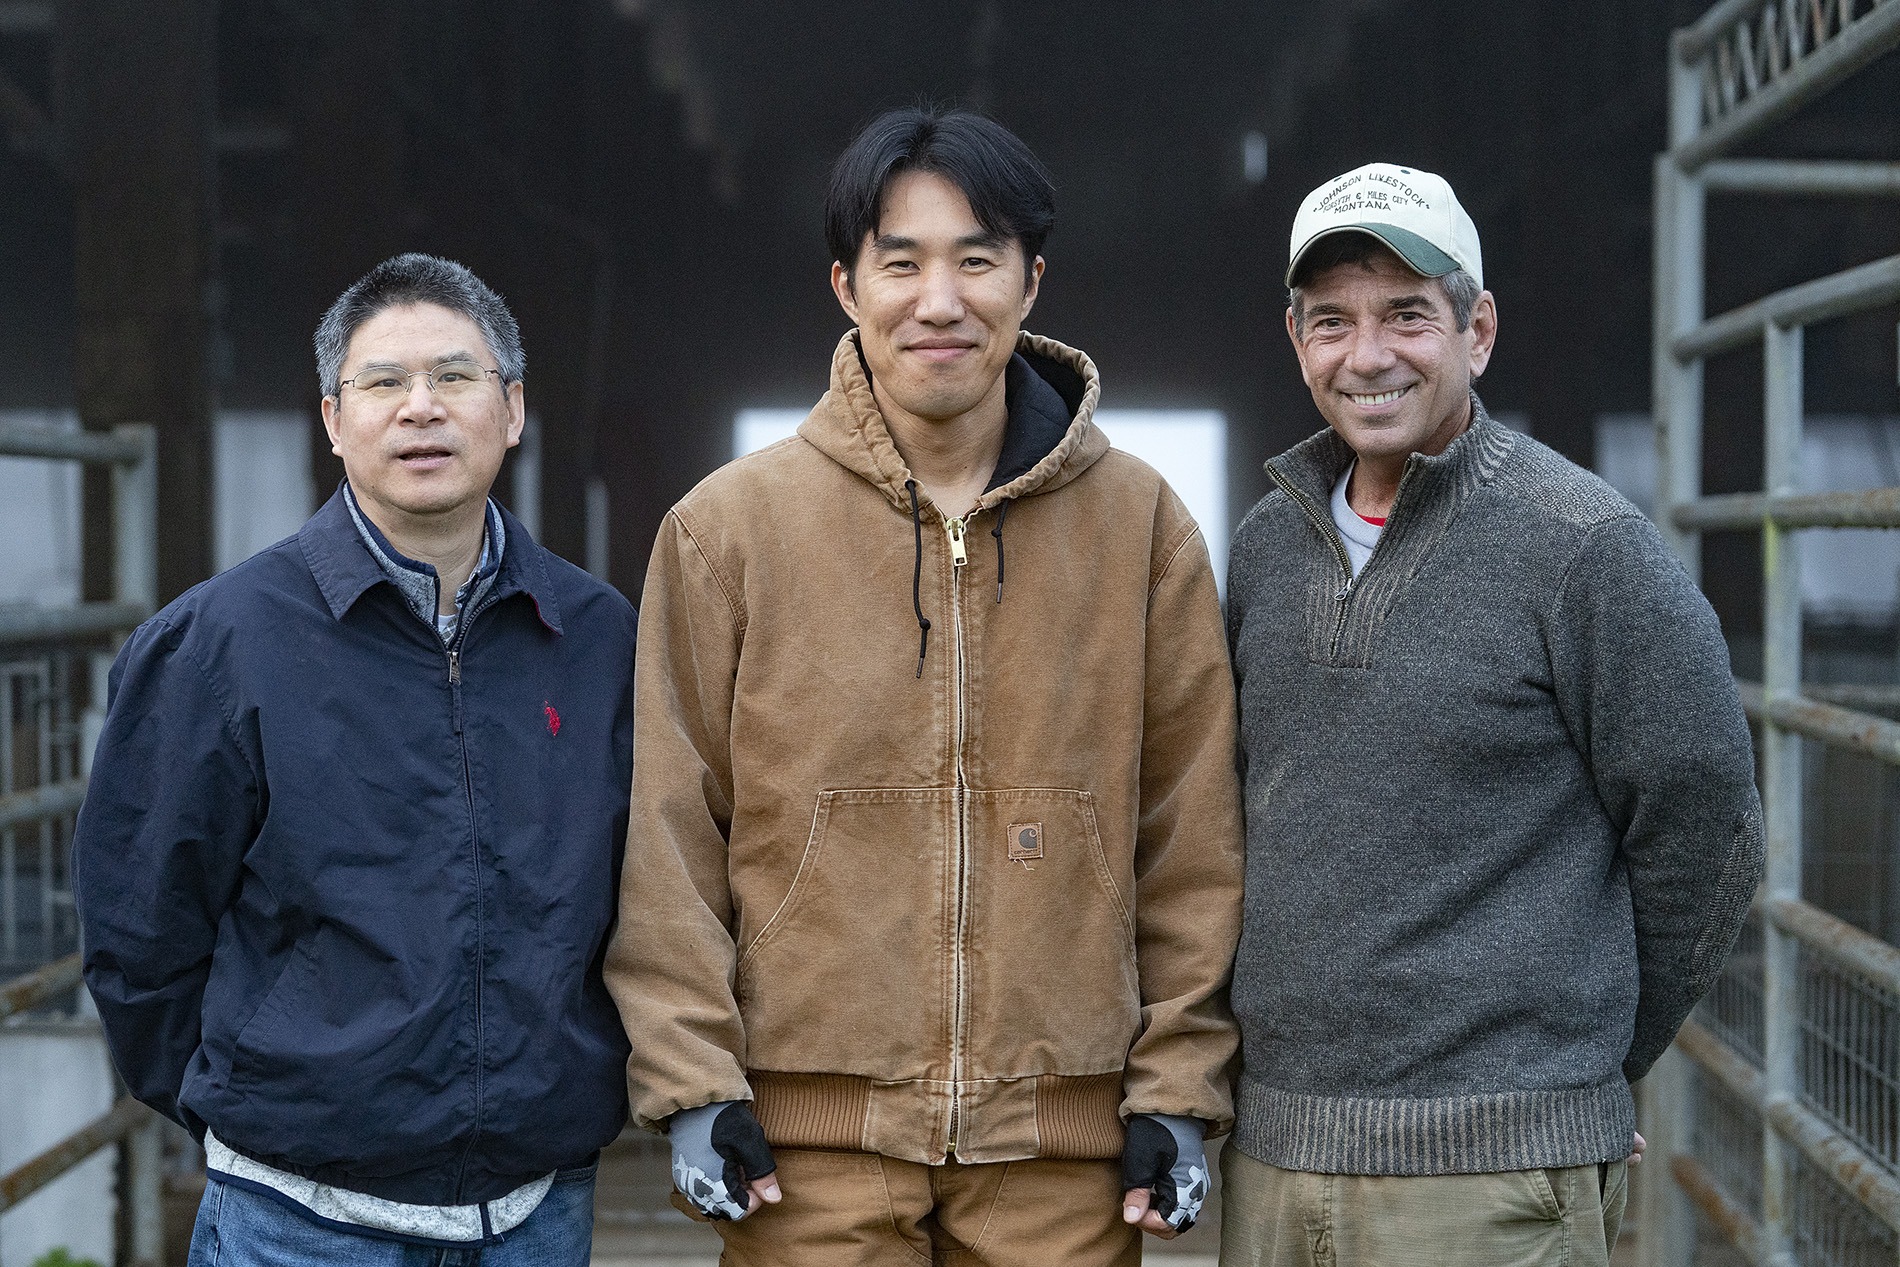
[1007,822,1044,861]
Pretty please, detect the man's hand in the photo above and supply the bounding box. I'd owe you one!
[668,1101,782,1220]
[1120,1113,1208,1238]
[1629,1131,1646,1166]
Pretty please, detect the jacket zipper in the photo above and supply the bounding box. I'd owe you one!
[1266,467,1357,658]
[944,514,971,1155]
[444,586,501,1199]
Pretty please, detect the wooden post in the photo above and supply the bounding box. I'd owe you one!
[61,0,219,606]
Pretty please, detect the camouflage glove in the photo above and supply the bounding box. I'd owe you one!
[669,1100,777,1221]
[1120,1113,1208,1233]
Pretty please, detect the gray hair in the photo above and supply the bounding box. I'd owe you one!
[314,253,524,397]
[1287,233,1481,338]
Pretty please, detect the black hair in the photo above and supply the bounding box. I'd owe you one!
[825,105,1055,279]
[1287,232,1480,335]
[315,253,523,397]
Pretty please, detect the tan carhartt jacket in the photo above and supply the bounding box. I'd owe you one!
[609,330,1242,1164]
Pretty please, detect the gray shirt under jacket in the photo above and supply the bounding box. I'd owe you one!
[1225,397,1763,1176]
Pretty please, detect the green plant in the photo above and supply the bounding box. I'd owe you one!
[32,1249,107,1267]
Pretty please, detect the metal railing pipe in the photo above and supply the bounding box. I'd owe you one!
[0,421,146,465]
[0,601,148,645]
[0,1096,150,1215]
[1671,487,1900,530]
[0,778,88,832]
[1672,254,1900,361]
[1670,1153,1797,1267]
[1676,0,1774,61]
[1762,896,1900,996]
[1675,1,1900,170]
[0,951,81,1022]
[1678,1018,1900,1233]
[1735,682,1900,765]
[1702,158,1900,195]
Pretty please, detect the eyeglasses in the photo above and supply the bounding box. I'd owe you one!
[340,360,503,401]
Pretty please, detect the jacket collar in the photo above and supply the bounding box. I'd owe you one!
[299,484,563,633]
[796,329,1109,518]
[1267,390,1515,518]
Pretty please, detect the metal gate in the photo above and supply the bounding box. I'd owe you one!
[0,418,165,1266]
[1644,0,1900,1263]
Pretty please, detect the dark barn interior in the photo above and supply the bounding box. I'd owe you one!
[2,0,1893,617]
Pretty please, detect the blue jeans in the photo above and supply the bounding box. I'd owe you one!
[185,1165,598,1267]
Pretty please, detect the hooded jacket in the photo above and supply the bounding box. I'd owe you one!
[608,331,1243,1165]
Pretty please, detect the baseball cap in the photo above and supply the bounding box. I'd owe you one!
[1286,162,1483,290]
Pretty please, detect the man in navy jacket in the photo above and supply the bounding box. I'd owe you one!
[74,254,636,1263]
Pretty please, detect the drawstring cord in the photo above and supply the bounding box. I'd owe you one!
[990,499,1011,604]
[906,480,932,678]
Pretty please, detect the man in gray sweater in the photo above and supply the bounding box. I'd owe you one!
[1221,163,1763,1265]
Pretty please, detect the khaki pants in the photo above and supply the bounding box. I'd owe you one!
[711,1148,1141,1267]
[1218,1141,1629,1267]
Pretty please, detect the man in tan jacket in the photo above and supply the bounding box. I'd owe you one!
[608,105,1243,1266]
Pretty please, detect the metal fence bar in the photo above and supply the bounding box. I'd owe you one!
[1702,158,1900,195]
[0,1095,150,1215]
[1637,38,1715,1260]
[0,778,88,832]
[1765,897,1900,999]
[1672,253,1900,362]
[1672,1152,1797,1267]
[1758,315,1805,1262]
[1681,1016,1900,1233]
[0,421,145,465]
[1736,682,1900,765]
[1672,487,1900,530]
[1675,0,1900,171]
[0,601,150,646]
[112,423,158,615]
[0,950,80,1022]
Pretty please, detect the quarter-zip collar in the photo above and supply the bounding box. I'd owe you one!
[300,484,564,635]
[1265,391,1513,528]
[1265,391,1515,668]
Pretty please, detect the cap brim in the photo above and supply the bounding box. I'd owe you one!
[1285,224,1461,288]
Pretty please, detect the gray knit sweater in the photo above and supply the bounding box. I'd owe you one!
[1225,399,1762,1175]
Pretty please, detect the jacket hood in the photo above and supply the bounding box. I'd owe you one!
[797,329,1108,518]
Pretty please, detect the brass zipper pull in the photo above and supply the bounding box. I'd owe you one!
[945,517,968,567]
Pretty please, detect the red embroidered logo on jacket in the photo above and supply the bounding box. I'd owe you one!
[544,702,561,737]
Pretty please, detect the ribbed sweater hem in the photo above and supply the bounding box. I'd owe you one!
[1232,1074,1635,1175]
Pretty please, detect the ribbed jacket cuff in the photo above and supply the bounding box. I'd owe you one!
[1233,1075,1635,1175]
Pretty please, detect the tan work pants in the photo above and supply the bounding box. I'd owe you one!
[1218,1141,1629,1267]
[711,1148,1141,1267]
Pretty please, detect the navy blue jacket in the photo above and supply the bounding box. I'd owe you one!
[74,489,636,1206]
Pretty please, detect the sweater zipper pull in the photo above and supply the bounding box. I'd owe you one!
[944,517,968,567]
[448,648,461,684]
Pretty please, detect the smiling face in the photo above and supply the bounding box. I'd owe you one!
[1286,247,1496,467]
[320,302,524,532]
[831,168,1043,436]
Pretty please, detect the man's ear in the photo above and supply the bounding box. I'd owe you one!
[320,394,344,457]
[1021,255,1045,319]
[1467,291,1498,379]
[504,379,526,449]
[831,261,859,323]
